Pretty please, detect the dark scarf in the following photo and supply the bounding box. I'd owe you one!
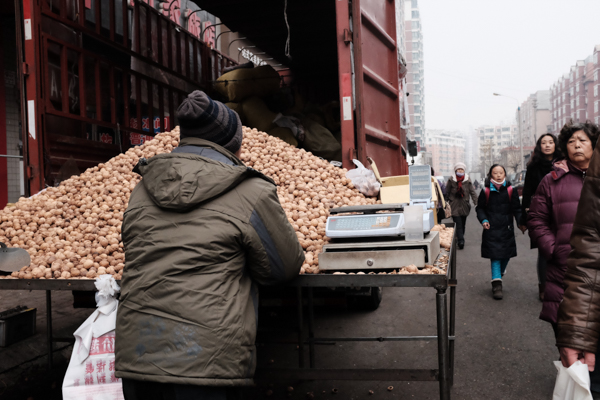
[456,175,465,198]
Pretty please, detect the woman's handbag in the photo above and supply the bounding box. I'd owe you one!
[434,180,452,220]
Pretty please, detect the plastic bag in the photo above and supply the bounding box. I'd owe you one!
[62,275,124,400]
[552,361,593,400]
[345,159,381,197]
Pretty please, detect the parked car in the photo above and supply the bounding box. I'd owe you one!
[512,170,527,196]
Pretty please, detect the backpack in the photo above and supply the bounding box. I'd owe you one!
[484,185,512,204]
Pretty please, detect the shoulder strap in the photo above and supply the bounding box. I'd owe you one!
[507,185,513,201]
[485,187,490,204]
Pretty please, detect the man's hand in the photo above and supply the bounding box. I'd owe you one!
[482,222,490,230]
[518,225,527,234]
[559,346,596,371]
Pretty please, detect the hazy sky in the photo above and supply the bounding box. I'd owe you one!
[419,0,600,132]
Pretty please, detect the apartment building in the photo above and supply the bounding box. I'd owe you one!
[404,0,425,148]
[426,130,466,176]
[550,45,600,132]
[518,91,552,146]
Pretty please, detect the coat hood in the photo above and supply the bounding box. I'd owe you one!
[550,160,585,181]
[133,145,273,211]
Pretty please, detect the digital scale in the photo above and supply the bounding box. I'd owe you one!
[325,208,434,239]
[319,165,441,272]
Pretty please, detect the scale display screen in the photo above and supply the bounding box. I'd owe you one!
[326,213,404,238]
[328,215,400,231]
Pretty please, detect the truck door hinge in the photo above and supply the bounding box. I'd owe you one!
[344,29,352,44]
[349,148,358,160]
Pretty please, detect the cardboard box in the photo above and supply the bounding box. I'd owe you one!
[0,306,37,347]
[367,158,446,223]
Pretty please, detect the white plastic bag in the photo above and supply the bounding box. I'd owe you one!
[345,159,381,197]
[552,361,593,400]
[62,275,124,400]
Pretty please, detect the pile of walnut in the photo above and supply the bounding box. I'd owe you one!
[0,129,180,280]
[431,224,454,251]
[240,127,378,274]
[0,126,451,280]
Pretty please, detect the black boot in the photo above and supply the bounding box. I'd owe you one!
[538,283,545,302]
[492,280,503,300]
[458,241,464,249]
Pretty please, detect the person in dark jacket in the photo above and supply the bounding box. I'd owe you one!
[556,123,600,397]
[528,122,597,342]
[445,162,478,249]
[476,164,522,300]
[116,91,305,400]
[518,133,560,301]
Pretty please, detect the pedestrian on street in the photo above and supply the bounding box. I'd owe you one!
[518,133,561,301]
[555,123,600,398]
[476,164,522,300]
[115,90,305,400]
[556,122,600,399]
[527,122,598,341]
[445,162,478,249]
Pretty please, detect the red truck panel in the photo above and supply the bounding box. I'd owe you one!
[349,0,406,176]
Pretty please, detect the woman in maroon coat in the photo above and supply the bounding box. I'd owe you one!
[528,121,598,329]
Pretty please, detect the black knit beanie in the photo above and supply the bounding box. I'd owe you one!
[176,90,243,154]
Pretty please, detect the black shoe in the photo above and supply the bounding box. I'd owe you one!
[492,281,503,300]
[458,241,464,249]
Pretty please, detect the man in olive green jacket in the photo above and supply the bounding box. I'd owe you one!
[116,91,304,399]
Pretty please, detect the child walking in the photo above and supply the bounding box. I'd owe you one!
[476,164,522,300]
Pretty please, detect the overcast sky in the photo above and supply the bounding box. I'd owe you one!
[418,0,600,132]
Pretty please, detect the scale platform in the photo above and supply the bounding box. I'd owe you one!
[319,231,441,271]
[325,204,434,239]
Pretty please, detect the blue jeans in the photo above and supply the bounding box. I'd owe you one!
[491,259,509,280]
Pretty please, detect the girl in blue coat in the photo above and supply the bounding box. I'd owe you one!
[476,164,522,300]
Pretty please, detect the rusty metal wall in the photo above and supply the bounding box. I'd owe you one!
[350,0,406,176]
[21,0,236,190]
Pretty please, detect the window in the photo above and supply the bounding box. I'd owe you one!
[412,10,419,18]
[570,88,574,96]
[595,101,599,113]
[412,0,419,7]
[576,97,580,107]
[595,85,599,97]
[595,71,599,81]
[576,85,579,93]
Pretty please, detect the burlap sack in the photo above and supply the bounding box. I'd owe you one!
[214,65,281,102]
[268,127,298,147]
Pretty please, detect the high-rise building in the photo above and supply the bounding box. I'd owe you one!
[518,91,552,146]
[426,130,466,176]
[404,0,425,149]
[550,45,600,133]
[476,124,518,173]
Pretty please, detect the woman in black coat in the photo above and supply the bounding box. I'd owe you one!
[518,133,560,300]
[476,164,522,300]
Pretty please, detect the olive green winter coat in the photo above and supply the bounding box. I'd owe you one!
[115,138,304,386]
[446,174,478,217]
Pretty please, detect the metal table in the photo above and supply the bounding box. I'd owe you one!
[256,226,457,400]
[0,278,96,370]
[0,228,457,400]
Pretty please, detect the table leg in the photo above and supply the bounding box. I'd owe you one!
[46,290,53,370]
[436,287,450,400]
[449,243,457,387]
[307,287,315,368]
[296,287,305,368]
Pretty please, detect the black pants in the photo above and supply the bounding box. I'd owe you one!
[122,378,245,400]
[551,324,600,397]
[452,216,467,245]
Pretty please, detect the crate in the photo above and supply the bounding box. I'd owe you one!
[0,305,37,347]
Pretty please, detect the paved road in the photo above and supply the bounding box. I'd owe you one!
[0,207,559,399]
[255,210,558,400]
